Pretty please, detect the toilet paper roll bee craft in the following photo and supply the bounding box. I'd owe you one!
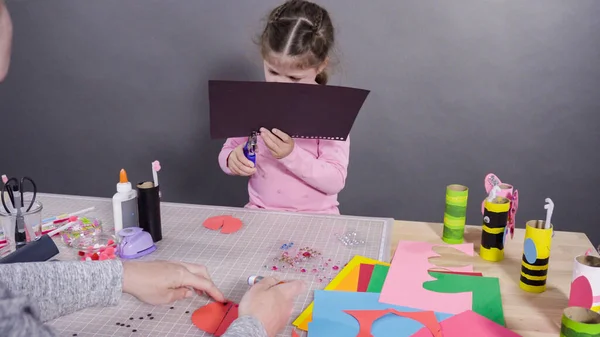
[481,173,518,241]
[519,198,554,293]
[480,186,510,262]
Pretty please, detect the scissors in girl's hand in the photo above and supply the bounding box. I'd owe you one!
[1,176,37,214]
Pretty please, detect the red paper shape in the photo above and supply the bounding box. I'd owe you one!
[344,308,442,337]
[357,264,375,292]
[292,330,300,337]
[568,276,594,309]
[191,301,239,336]
[203,216,228,231]
[430,270,483,277]
[214,303,239,336]
[203,215,243,234]
[410,310,521,337]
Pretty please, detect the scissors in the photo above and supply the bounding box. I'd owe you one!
[1,177,38,249]
[243,131,258,165]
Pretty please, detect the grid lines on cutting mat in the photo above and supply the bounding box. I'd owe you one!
[37,193,392,337]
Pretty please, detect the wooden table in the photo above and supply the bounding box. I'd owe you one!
[390,220,597,337]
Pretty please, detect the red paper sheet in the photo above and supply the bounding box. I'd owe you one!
[345,309,442,337]
[357,264,375,292]
[411,310,521,337]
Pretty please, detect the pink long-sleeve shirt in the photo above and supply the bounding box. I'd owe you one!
[218,135,350,214]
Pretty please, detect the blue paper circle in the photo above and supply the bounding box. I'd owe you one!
[524,238,537,264]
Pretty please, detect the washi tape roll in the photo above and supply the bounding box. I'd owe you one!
[442,184,469,244]
[560,307,600,337]
[519,220,553,293]
[569,255,600,313]
[479,196,510,262]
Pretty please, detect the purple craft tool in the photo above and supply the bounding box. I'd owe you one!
[117,227,156,259]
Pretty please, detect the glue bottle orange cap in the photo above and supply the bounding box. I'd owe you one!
[119,169,129,183]
[116,168,132,193]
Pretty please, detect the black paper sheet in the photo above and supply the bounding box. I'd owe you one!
[208,80,370,141]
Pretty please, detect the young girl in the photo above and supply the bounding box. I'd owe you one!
[217,0,350,215]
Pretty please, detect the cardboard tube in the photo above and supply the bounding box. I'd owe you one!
[560,307,600,337]
[479,196,510,262]
[442,184,469,244]
[481,183,513,214]
[569,255,600,312]
[136,182,162,242]
[519,220,553,293]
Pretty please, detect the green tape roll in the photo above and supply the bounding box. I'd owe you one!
[443,184,468,244]
[560,307,600,337]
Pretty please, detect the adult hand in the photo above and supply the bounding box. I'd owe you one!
[227,144,256,176]
[260,128,294,159]
[238,277,306,337]
[0,0,13,83]
[122,260,225,305]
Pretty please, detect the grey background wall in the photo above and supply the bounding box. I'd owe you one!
[1,0,599,245]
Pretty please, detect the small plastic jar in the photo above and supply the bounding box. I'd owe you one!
[60,217,102,248]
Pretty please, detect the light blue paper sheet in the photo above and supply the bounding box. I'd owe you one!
[307,290,453,337]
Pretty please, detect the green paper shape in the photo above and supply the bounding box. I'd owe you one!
[366,265,389,293]
[423,271,505,326]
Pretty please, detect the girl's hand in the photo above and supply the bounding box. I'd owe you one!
[227,144,256,176]
[260,128,294,159]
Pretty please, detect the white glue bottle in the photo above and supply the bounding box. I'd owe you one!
[112,168,139,233]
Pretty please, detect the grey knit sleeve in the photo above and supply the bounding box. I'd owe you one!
[222,315,269,337]
[0,260,123,322]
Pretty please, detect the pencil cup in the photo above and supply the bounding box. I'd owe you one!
[519,220,553,293]
[560,307,600,337]
[569,255,600,312]
[0,200,43,254]
[136,182,162,242]
[480,196,510,262]
[442,184,469,244]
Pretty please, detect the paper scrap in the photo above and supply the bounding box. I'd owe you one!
[307,290,452,337]
[293,256,390,331]
[411,310,521,337]
[379,241,474,314]
[423,271,505,326]
[357,264,375,292]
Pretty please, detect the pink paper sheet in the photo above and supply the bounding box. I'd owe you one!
[411,310,521,337]
[379,241,474,314]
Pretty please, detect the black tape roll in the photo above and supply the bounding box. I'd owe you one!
[0,235,59,264]
[137,182,162,242]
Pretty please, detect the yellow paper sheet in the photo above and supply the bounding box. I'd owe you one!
[292,255,390,331]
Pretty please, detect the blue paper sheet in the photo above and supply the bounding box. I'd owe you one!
[307,290,453,337]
